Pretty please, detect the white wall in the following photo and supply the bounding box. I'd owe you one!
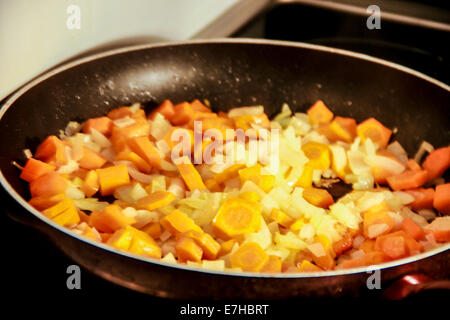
[0,0,239,99]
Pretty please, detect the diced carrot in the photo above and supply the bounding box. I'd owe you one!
[128,228,161,258]
[260,255,282,273]
[115,150,151,173]
[357,118,392,149]
[136,191,175,211]
[175,157,206,191]
[302,187,334,209]
[163,127,194,150]
[386,169,429,191]
[148,99,175,120]
[141,222,162,239]
[199,117,234,138]
[79,147,107,170]
[378,235,407,259]
[406,159,422,172]
[297,260,323,272]
[204,178,221,192]
[106,225,134,250]
[270,208,295,228]
[341,257,366,269]
[406,188,434,210]
[127,136,162,169]
[214,164,245,184]
[51,204,80,226]
[171,102,195,125]
[78,211,90,224]
[422,146,450,181]
[218,239,237,257]
[175,236,203,262]
[333,232,353,257]
[375,230,422,256]
[179,230,221,260]
[96,164,130,196]
[212,197,261,240]
[83,116,113,136]
[307,100,333,124]
[100,233,113,242]
[433,183,450,214]
[238,164,275,193]
[42,198,74,219]
[311,235,336,270]
[301,142,330,170]
[342,251,387,269]
[29,172,67,197]
[107,106,133,119]
[160,209,202,235]
[230,242,269,272]
[190,99,212,113]
[296,163,314,188]
[89,204,136,233]
[35,135,67,165]
[28,193,67,210]
[425,216,450,242]
[20,158,55,182]
[401,218,425,240]
[360,239,376,253]
[363,203,395,238]
[320,116,357,143]
[82,170,99,197]
[233,114,270,131]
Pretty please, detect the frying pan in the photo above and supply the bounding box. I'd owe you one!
[1,39,449,299]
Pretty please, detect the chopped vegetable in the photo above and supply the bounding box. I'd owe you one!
[386,170,429,190]
[422,147,450,181]
[433,183,450,214]
[175,157,206,191]
[307,100,333,124]
[357,118,392,149]
[96,164,130,196]
[20,158,55,182]
[230,242,269,272]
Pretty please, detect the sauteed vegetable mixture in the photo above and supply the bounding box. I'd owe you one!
[18,99,450,273]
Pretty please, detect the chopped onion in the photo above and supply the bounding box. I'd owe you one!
[71,133,84,161]
[90,128,111,148]
[417,209,436,221]
[23,149,32,159]
[353,235,365,249]
[365,155,405,176]
[133,210,159,229]
[150,113,172,140]
[127,166,156,184]
[414,141,434,163]
[57,159,79,174]
[160,159,177,171]
[113,116,136,128]
[368,223,390,238]
[350,249,366,259]
[387,141,408,163]
[100,147,116,162]
[65,121,81,137]
[129,102,141,113]
[307,242,326,257]
[228,106,264,118]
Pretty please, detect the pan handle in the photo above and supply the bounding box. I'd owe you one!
[383,274,450,300]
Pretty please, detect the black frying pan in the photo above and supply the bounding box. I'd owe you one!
[1,39,449,299]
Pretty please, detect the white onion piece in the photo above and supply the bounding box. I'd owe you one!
[113,116,136,128]
[353,235,365,249]
[90,128,111,148]
[387,141,408,163]
[307,242,326,257]
[65,121,81,137]
[414,141,434,163]
[228,106,264,118]
[100,147,116,162]
[23,149,32,159]
[161,159,177,171]
[127,166,156,184]
[71,133,84,161]
[368,223,390,238]
[417,209,436,221]
[366,155,405,175]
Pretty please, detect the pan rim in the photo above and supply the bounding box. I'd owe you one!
[1,38,449,279]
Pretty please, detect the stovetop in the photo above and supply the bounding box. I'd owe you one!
[3,0,449,309]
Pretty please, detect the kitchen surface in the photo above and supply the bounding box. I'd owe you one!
[2,0,449,312]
